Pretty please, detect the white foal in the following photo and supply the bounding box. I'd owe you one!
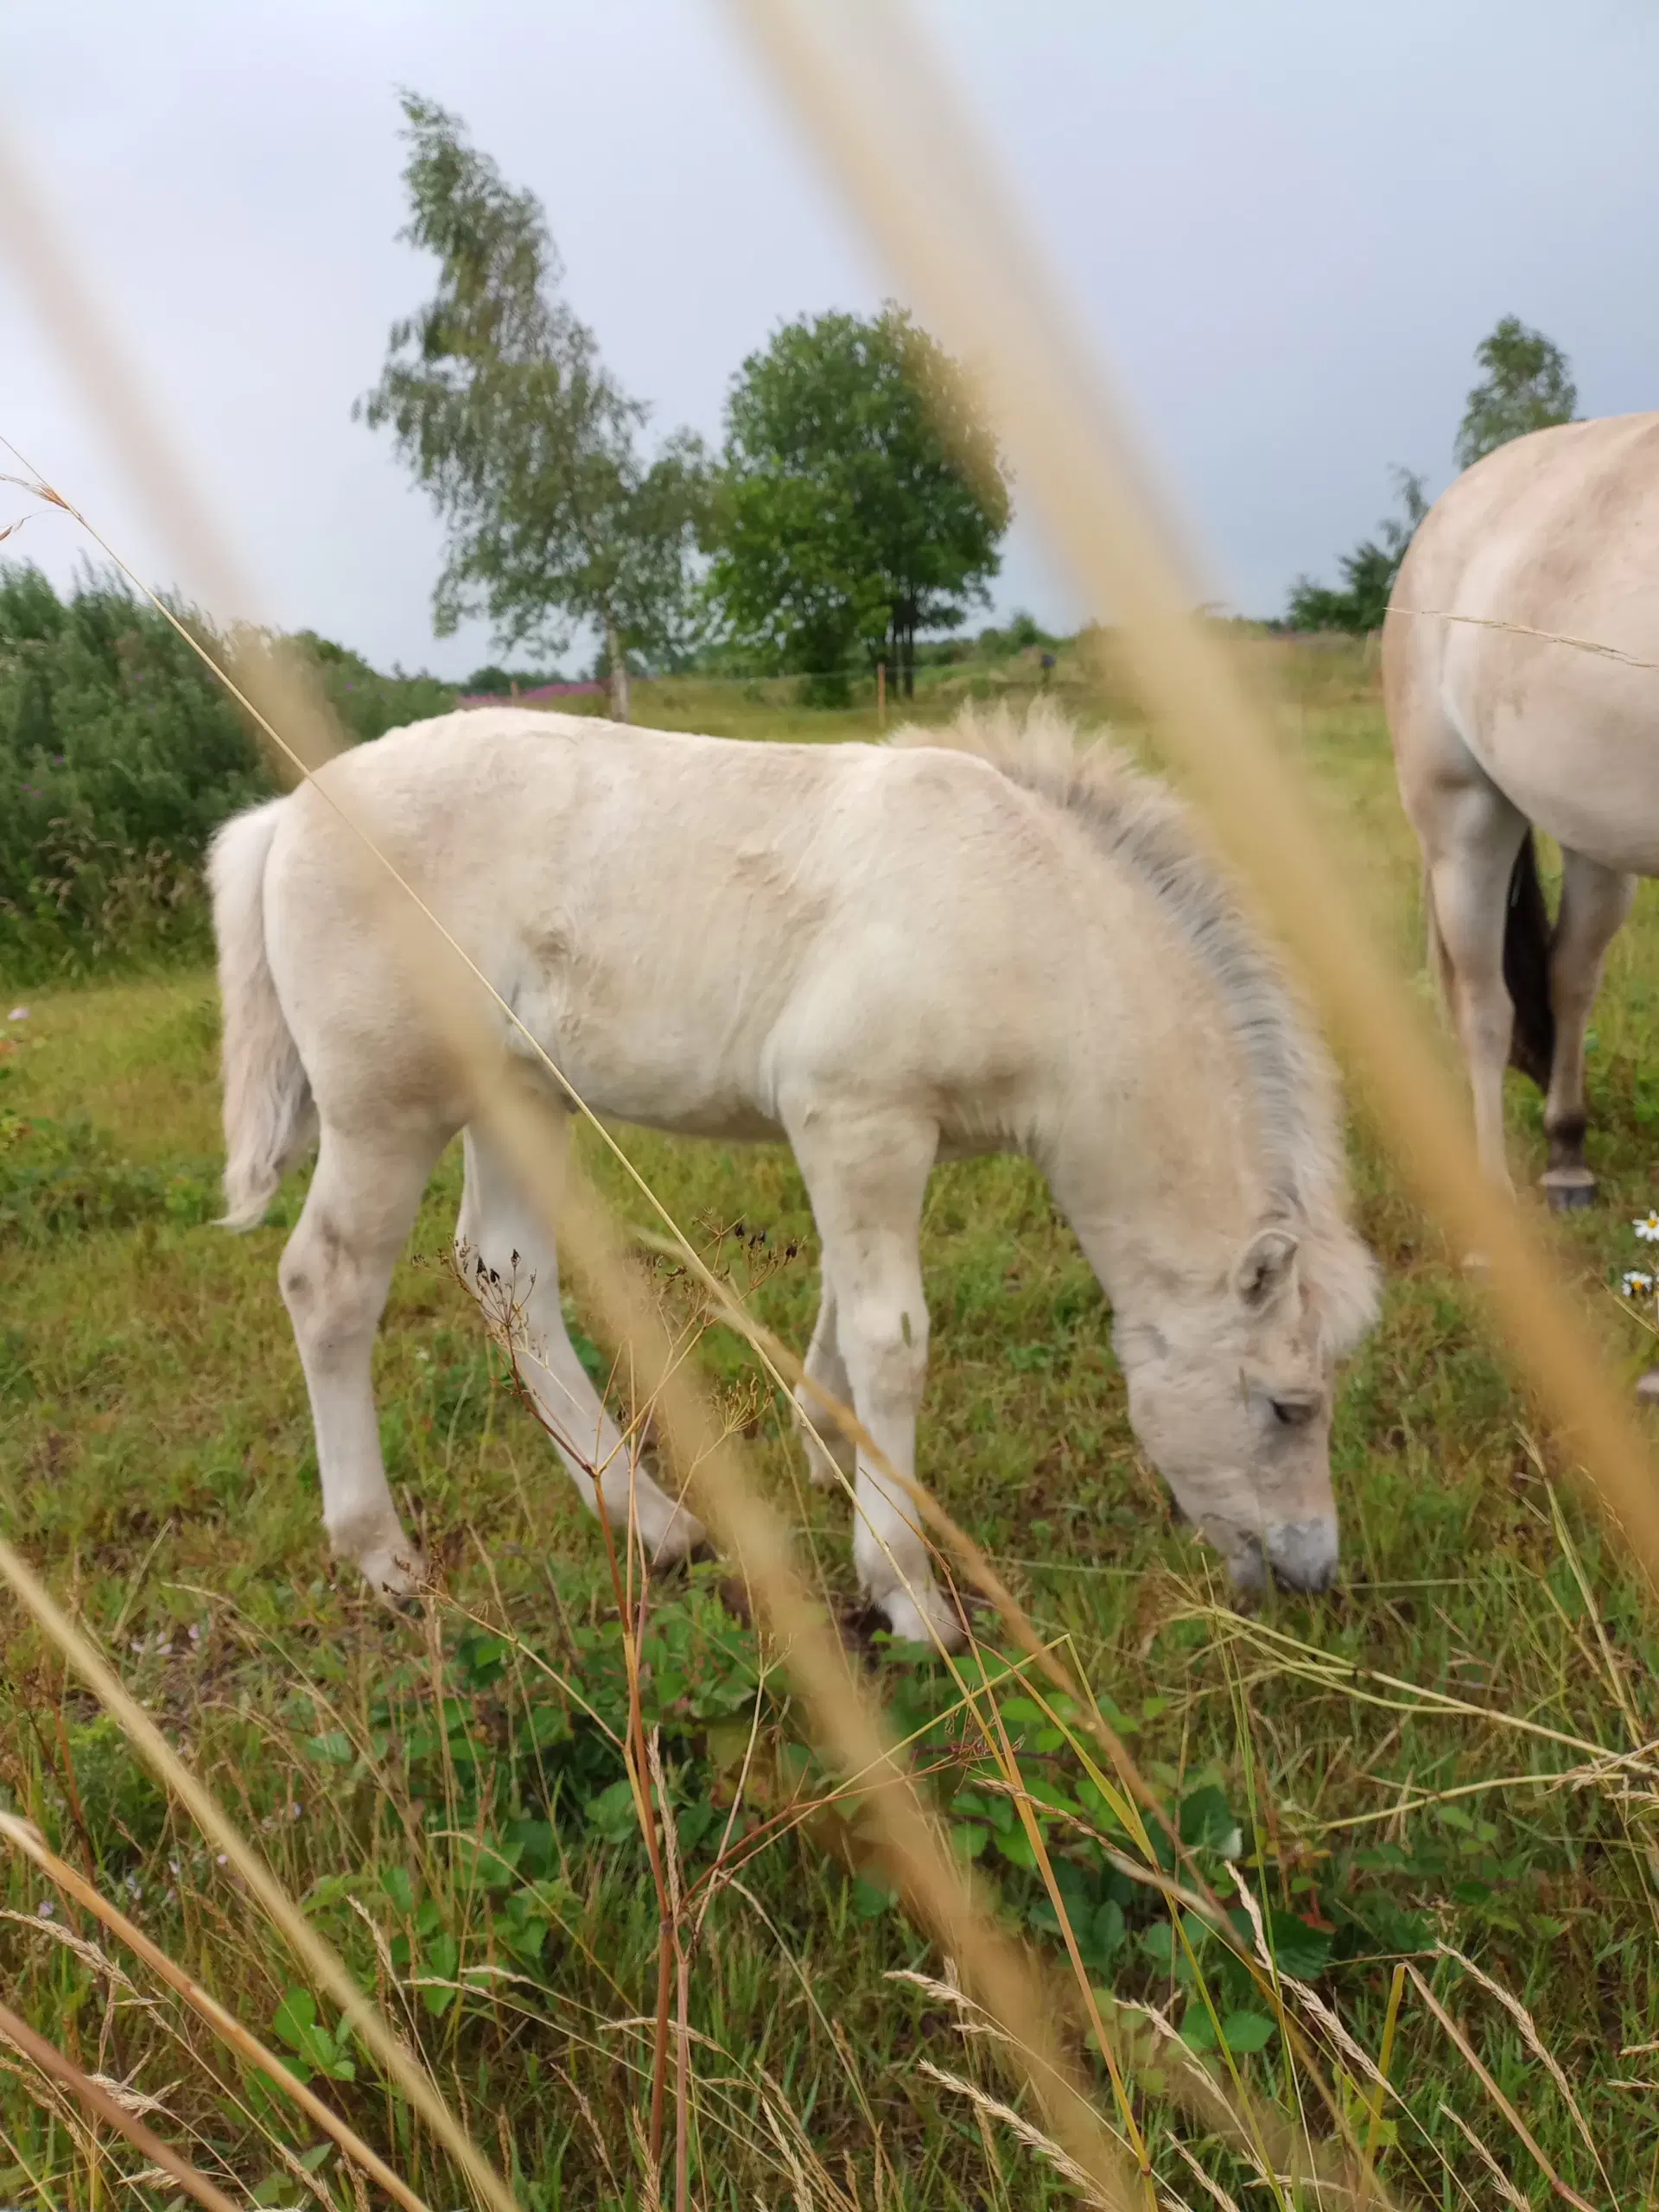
[210,699,1377,1647]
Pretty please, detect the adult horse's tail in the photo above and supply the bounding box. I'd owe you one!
[1502,830,1556,1090]
[1421,831,1556,1090]
[207,799,314,1229]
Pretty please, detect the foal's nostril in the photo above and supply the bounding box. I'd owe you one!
[1263,1517,1339,1594]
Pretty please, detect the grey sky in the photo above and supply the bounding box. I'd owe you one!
[3,2,1656,678]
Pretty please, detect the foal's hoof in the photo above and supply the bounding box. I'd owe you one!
[362,1548,429,1611]
[1540,1168,1597,1212]
[869,1584,969,1655]
[644,1508,710,1575]
[650,1535,720,1581]
[715,1574,754,1627]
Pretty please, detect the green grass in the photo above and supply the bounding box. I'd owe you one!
[3,639,1659,2209]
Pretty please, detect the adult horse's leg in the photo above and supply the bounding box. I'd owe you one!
[793,1276,858,1489]
[1538,847,1636,1210]
[785,1107,959,1648]
[454,1126,706,1567]
[280,1118,447,1597]
[1421,785,1530,1192]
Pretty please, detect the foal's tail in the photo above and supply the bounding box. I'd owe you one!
[1502,830,1556,1090]
[207,799,314,1230]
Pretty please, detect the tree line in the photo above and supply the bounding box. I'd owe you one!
[1287,315,1579,633]
[0,92,1592,975]
[360,95,1010,719]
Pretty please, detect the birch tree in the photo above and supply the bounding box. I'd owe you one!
[359,95,706,721]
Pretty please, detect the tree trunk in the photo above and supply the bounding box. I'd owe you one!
[606,615,631,724]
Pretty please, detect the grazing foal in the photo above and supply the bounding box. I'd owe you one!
[211,701,1376,1646]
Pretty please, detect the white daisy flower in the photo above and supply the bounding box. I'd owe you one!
[1634,1213,1659,1243]
[1623,1270,1656,1299]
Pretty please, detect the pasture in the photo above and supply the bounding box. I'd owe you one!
[3,639,1659,2209]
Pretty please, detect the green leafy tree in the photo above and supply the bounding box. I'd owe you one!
[359,95,708,722]
[1454,315,1577,470]
[706,306,1009,702]
[1287,468,1428,635]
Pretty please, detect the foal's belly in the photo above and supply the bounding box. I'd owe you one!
[595,1092,786,1144]
[518,1038,786,1144]
[506,1014,786,1145]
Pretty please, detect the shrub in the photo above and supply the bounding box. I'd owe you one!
[0,566,454,978]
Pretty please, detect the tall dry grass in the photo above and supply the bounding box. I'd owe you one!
[3,26,1657,2207]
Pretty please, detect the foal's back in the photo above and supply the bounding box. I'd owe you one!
[261,711,1110,1147]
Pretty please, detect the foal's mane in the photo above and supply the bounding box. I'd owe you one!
[893,699,1376,1344]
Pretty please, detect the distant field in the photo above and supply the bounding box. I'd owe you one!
[3,639,1659,2209]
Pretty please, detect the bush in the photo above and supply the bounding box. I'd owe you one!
[0,568,454,979]
[0,1106,219,1243]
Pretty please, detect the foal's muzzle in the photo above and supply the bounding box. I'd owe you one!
[1262,1515,1339,1595]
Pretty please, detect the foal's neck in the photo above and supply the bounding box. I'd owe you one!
[1042,959,1274,1312]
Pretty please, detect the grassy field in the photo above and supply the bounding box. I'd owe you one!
[3,641,1659,2209]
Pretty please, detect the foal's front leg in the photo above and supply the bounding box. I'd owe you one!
[787,1106,960,1649]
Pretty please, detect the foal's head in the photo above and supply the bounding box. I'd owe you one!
[1112,1219,1376,1596]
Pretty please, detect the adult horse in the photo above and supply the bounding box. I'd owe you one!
[1383,413,1659,1204]
[208,701,1377,1648]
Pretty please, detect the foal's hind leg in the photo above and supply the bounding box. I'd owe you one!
[1538,847,1636,1210]
[793,1276,858,1489]
[280,1120,446,1597]
[454,1127,706,1567]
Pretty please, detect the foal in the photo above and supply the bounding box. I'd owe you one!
[211,701,1376,1646]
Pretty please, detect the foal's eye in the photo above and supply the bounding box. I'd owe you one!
[1270,1395,1318,1427]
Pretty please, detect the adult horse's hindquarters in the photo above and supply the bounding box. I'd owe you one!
[1384,411,1659,1206]
[209,701,1378,1646]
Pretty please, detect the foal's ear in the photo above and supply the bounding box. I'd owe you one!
[1234,1225,1300,1312]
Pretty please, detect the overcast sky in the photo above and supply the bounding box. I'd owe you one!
[3,2,1656,678]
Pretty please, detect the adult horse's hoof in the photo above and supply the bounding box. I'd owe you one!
[1540,1167,1597,1211]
